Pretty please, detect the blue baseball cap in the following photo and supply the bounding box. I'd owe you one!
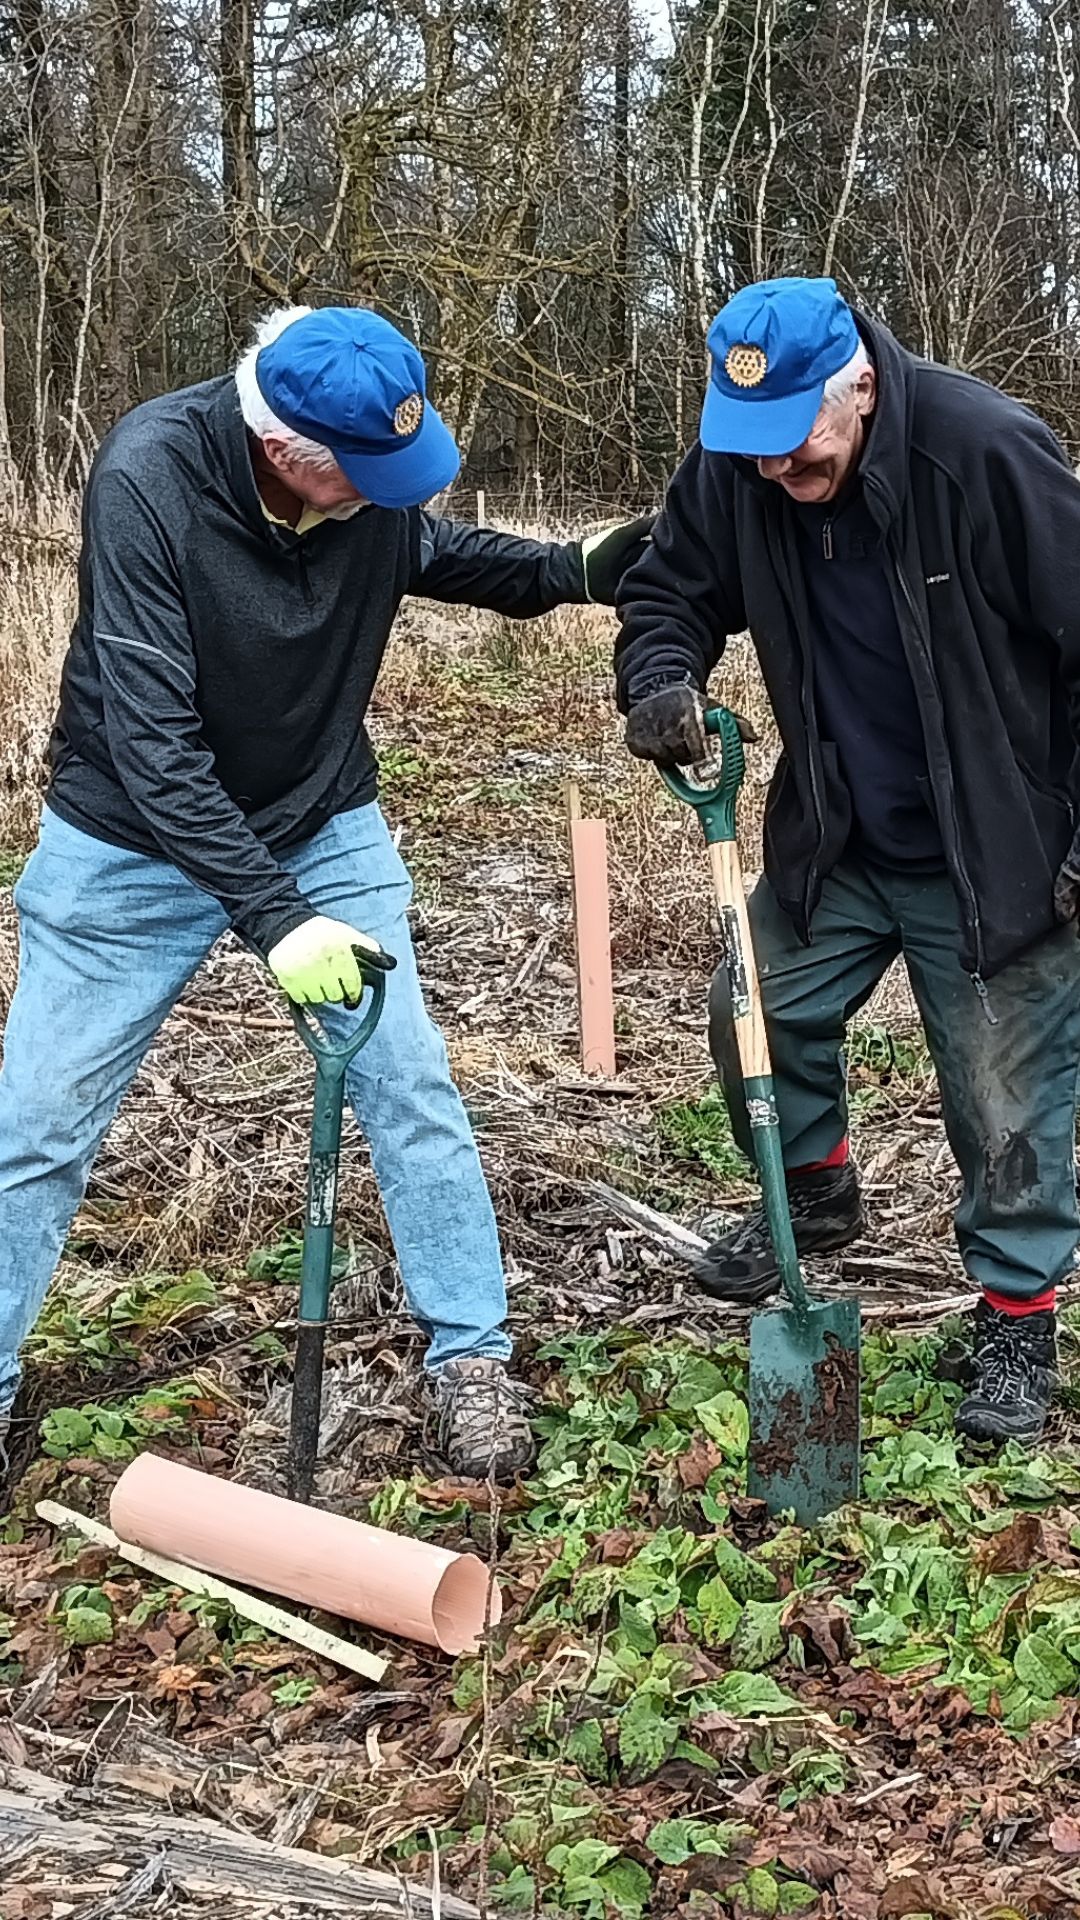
[701,278,861,457]
[254,307,461,508]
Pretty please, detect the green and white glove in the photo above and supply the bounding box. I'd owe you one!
[581,515,654,605]
[268,916,393,1006]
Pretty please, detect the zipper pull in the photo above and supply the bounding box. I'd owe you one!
[970,973,998,1025]
[822,520,833,560]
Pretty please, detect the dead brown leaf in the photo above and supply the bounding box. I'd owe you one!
[141,1624,177,1660]
[784,1596,854,1667]
[598,1528,646,1565]
[978,1512,1053,1574]
[1049,1813,1080,1854]
[428,1710,475,1761]
[151,1661,214,1698]
[773,1837,847,1884]
[675,1435,722,1490]
[0,1889,52,1920]
[878,1874,951,1918]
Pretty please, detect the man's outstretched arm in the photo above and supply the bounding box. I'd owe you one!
[411,513,652,616]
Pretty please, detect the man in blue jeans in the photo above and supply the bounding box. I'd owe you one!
[617,277,1080,1449]
[0,302,648,1483]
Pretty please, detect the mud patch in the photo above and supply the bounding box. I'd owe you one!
[809,1331,859,1448]
[987,1128,1039,1208]
[748,1386,802,1481]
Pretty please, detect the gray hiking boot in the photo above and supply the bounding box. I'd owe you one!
[954,1301,1057,1447]
[432,1358,536,1482]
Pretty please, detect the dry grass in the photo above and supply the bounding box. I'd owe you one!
[0,509,77,851]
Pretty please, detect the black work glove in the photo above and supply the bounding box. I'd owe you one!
[581,515,655,605]
[624,675,757,770]
[1054,841,1080,931]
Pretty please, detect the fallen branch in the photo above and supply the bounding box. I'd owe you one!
[589,1178,711,1257]
[176,1004,293,1032]
[36,1501,387,1683]
[0,1766,476,1915]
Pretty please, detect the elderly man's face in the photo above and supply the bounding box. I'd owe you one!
[755,366,877,504]
[260,433,367,518]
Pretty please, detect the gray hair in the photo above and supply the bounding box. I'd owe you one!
[821,340,873,409]
[234,305,340,472]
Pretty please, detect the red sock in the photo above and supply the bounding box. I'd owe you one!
[791,1139,850,1175]
[983,1287,1056,1317]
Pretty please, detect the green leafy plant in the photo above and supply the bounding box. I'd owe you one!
[27,1270,217,1371]
[58,1582,113,1647]
[655,1086,748,1182]
[41,1381,205,1462]
[272,1675,319,1706]
[247,1232,349,1284]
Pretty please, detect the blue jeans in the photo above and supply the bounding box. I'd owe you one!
[0,804,510,1409]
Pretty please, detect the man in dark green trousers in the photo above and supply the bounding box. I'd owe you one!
[615,275,1080,1448]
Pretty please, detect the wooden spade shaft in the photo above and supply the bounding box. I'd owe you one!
[706,838,810,1321]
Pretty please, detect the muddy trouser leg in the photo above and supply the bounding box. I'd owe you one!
[897,872,1080,1303]
[708,861,901,1169]
[0,810,226,1412]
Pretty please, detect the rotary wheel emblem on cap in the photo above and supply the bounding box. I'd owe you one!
[725,343,768,389]
[393,392,424,436]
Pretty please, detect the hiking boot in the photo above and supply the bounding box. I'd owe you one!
[954,1300,1056,1447]
[695,1161,864,1304]
[431,1358,536,1482]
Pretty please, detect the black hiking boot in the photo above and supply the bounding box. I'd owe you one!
[954,1300,1056,1447]
[695,1161,864,1304]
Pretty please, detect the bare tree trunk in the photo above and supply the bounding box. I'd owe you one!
[822,0,890,276]
[220,0,258,344]
[605,0,632,492]
[514,200,541,504]
[14,0,79,474]
[90,0,155,430]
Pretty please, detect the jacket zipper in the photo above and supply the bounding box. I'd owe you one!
[297,540,314,606]
[884,521,993,1016]
[822,519,833,560]
[773,508,826,940]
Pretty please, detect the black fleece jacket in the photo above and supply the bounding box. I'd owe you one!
[49,376,587,954]
[615,313,1080,980]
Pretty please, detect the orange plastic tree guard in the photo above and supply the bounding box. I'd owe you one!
[569,810,617,1077]
[111,1454,501,1656]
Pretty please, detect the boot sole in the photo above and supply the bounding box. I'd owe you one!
[954,1401,1050,1449]
[694,1212,865,1305]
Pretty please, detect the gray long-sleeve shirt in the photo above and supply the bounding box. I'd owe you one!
[48,376,586,953]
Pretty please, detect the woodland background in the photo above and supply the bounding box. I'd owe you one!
[4,0,1079,517]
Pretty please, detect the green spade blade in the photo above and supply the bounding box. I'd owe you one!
[747,1297,861,1525]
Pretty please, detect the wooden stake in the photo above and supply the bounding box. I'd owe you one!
[36,1501,387,1682]
[565,783,616,1077]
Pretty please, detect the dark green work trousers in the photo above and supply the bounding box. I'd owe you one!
[709,858,1080,1302]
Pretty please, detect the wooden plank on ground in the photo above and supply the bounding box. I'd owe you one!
[565,782,616,1078]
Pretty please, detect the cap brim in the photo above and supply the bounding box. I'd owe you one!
[335,401,461,509]
[700,379,825,458]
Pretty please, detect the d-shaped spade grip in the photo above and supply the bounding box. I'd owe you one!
[288,952,393,1065]
[286,944,395,1504]
[659,707,745,845]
